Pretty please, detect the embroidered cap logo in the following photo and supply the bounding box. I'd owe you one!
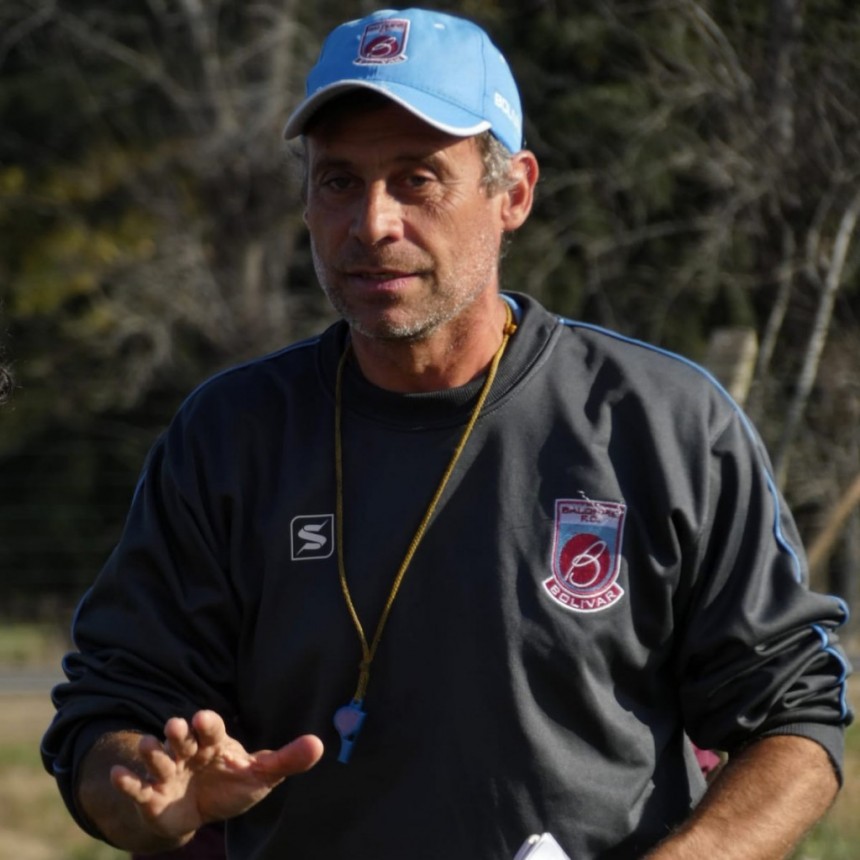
[355,19,410,65]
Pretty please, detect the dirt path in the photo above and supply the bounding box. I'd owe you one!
[0,693,124,860]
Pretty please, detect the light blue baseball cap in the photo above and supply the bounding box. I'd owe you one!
[284,8,523,154]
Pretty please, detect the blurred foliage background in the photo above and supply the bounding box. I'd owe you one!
[0,0,858,631]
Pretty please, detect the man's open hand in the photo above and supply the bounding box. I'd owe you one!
[80,711,324,852]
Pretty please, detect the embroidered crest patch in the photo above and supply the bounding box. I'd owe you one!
[355,18,410,64]
[544,498,626,613]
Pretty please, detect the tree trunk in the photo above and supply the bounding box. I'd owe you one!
[807,472,860,581]
[773,187,860,486]
[764,0,805,158]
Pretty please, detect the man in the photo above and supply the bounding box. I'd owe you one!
[42,9,851,859]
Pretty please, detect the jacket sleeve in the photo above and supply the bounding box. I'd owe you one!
[674,407,852,776]
[40,404,243,836]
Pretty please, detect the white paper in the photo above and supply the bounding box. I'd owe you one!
[512,832,571,860]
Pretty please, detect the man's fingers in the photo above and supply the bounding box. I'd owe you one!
[110,764,200,843]
[139,711,321,784]
[110,764,154,804]
[290,734,325,771]
[138,734,178,781]
[189,710,228,748]
[163,717,198,761]
[252,734,324,777]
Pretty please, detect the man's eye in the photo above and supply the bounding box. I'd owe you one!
[321,176,354,192]
[405,174,433,189]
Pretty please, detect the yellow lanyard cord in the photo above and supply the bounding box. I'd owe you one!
[334,302,517,704]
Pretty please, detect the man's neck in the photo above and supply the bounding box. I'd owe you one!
[349,293,510,393]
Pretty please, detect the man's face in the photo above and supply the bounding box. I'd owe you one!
[304,101,509,341]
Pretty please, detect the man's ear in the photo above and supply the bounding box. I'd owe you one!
[500,150,539,232]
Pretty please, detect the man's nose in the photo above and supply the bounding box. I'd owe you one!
[350,182,404,245]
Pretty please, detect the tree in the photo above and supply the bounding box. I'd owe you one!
[1,0,858,609]
[0,0,334,604]
[495,0,860,594]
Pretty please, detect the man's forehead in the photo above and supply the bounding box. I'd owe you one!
[308,95,464,141]
[306,100,480,163]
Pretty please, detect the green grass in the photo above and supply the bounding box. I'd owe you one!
[0,623,121,859]
[790,688,860,860]
[0,705,126,860]
[0,740,43,767]
[794,825,859,860]
[0,620,66,665]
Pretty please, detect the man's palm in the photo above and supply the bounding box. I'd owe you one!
[110,710,324,842]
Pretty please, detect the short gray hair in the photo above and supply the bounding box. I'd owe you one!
[475,130,517,195]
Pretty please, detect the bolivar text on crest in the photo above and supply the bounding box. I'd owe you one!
[544,498,626,613]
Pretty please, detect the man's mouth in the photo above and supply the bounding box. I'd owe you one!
[342,268,423,289]
[346,267,414,279]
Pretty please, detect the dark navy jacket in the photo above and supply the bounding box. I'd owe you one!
[43,293,852,859]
